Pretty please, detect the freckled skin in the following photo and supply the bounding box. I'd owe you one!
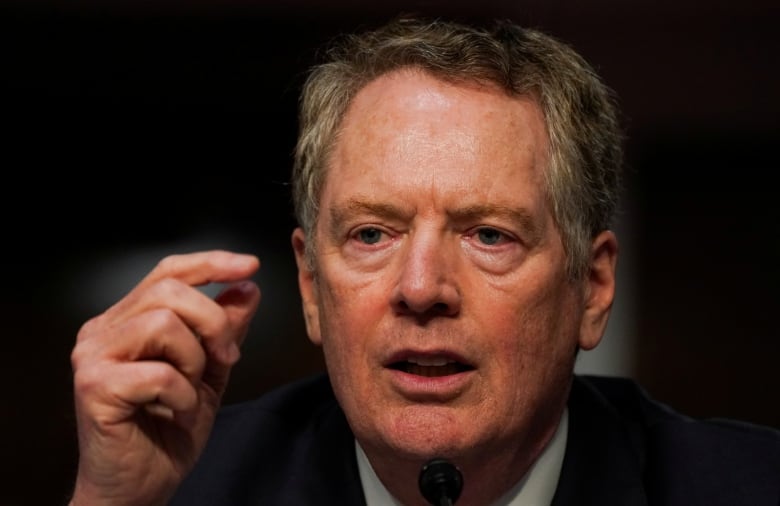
[292,69,617,505]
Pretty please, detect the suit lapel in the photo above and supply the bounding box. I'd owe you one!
[551,376,649,506]
[286,380,368,506]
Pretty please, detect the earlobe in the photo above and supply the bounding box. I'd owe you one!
[292,228,322,345]
[578,230,619,351]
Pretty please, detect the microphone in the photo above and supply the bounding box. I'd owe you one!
[418,458,464,506]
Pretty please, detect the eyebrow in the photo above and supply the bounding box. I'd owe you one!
[331,199,412,221]
[328,199,413,236]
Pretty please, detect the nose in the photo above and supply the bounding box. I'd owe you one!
[390,230,461,318]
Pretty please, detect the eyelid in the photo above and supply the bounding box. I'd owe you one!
[331,200,411,237]
[349,224,394,244]
[468,225,518,244]
[350,223,388,234]
[450,205,542,248]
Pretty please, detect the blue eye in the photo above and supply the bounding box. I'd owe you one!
[476,227,503,245]
[357,227,383,244]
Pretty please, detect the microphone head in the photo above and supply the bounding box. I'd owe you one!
[418,458,464,505]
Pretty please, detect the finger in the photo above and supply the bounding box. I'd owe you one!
[82,280,260,399]
[98,250,257,325]
[141,278,260,365]
[136,250,260,291]
[89,308,208,384]
[200,280,262,395]
[96,251,260,355]
[84,276,248,363]
[119,277,232,341]
[75,360,199,421]
[214,280,262,348]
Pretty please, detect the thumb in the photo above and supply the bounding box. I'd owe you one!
[202,280,262,397]
[215,279,262,346]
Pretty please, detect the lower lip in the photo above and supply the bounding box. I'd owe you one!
[386,368,475,401]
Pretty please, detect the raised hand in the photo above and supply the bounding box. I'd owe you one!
[69,250,261,506]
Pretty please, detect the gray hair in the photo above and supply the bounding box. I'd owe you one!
[292,15,624,280]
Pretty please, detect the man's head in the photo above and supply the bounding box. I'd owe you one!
[292,15,623,281]
[290,15,622,503]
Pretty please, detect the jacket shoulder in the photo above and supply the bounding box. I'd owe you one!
[170,373,365,506]
[576,375,780,505]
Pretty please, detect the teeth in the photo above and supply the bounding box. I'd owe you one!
[408,356,451,366]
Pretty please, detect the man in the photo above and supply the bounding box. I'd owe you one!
[69,15,779,506]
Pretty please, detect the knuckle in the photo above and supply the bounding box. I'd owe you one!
[151,364,179,390]
[155,253,184,273]
[71,329,102,370]
[145,306,182,334]
[72,362,105,397]
[151,277,188,299]
[70,345,85,370]
[75,315,103,343]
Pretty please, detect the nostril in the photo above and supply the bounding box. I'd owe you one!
[394,300,447,316]
[392,293,458,318]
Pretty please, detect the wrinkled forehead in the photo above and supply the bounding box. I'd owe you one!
[318,68,552,220]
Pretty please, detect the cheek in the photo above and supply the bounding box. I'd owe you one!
[484,293,581,427]
[315,271,387,354]
[489,279,583,370]
[314,274,391,419]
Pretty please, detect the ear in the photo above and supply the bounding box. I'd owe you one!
[578,230,618,351]
[292,227,322,346]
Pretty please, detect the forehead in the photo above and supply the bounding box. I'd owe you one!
[322,69,550,212]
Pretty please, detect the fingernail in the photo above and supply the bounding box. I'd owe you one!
[234,280,256,293]
[232,254,258,269]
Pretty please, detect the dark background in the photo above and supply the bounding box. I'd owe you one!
[1,1,778,504]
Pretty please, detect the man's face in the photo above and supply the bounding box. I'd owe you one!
[293,69,616,466]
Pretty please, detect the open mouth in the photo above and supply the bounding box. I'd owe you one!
[389,356,474,377]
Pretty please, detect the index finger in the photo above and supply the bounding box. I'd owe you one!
[138,250,260,289]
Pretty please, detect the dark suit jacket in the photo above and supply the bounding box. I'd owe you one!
[170,374,780,505]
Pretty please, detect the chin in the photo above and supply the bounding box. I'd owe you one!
[377,406,470,459]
